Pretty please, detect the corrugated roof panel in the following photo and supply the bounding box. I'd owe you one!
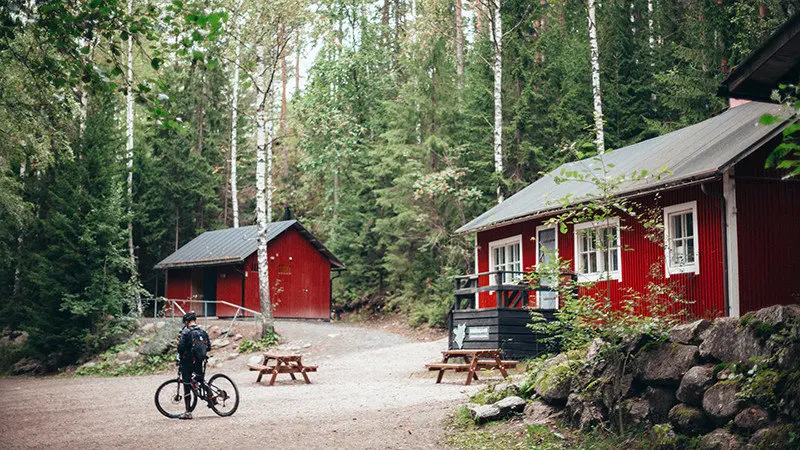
[154,221,294,269]
[456,101,792,234]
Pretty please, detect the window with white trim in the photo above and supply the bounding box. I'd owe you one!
[488,235,523,284]
[574,218,621,282]
[663,201,699,276]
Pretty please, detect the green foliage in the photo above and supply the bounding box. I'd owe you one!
[470,384,520,406]
[237,330,280,353]
[74,353,173,377]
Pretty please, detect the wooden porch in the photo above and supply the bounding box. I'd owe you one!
[449,271,575,360]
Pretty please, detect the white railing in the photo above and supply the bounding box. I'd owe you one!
[160,298,264,336]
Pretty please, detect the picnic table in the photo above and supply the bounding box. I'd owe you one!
[248,353,318,386]
[425,349,518,386]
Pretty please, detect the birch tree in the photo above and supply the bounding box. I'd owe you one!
[491,0,504,202]
[230,16,242,228]
[126,0,141,313]
[588,0,605,154]
[254,44,275,335]
[455,0,464,91]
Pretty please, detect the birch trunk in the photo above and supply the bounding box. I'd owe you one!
[230,29,241,228]
[455,0,464,91]
[126,0,141,313]
[588,0,605,154]
[491,0,504,203]
[295,29,301,94]
[279,23,289,180]
[255,45,274,335]
[648,0,654,50]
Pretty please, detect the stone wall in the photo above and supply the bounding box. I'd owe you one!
[470,304,800,449]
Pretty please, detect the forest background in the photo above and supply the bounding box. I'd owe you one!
[1,0,798,369]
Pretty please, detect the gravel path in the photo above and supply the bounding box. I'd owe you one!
[0,320,492,449]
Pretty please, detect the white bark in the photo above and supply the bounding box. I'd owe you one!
[255,44,274,334]
[230,29,241,228]
[491,0,504,203]
[588,0,605,154]
[648,0,654,50]
[455,0,464,91]
[126,0,141,313]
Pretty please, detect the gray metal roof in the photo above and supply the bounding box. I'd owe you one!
[456,101,793,234]
[154,220,345,270]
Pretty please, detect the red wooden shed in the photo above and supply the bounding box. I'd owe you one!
[154,220,345,320]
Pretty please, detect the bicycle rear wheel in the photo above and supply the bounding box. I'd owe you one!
[207,374,239,417]
[154,379,197,418]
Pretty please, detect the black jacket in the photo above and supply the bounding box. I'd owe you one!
[177,325,211,363]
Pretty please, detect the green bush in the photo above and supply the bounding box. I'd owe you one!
[238,330,280,353]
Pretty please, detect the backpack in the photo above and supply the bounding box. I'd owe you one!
[189,326,210,362]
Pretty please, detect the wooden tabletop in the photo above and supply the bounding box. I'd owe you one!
[441,349,501,357]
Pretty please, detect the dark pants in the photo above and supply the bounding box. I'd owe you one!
[180,360,204,411]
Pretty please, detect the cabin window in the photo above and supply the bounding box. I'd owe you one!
[488,235,523,284]
[663,201,699,276]
[573,218,621,282]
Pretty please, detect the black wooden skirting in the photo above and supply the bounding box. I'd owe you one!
[449,308,558,360]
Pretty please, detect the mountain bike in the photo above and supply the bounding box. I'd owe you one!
[154,358,240,418]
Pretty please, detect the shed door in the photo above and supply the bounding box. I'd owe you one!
[202,268,217,317]
[536,227,558,309]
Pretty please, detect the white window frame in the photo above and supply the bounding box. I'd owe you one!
[535,224,559,309]
[573,217,622,282]
[488,235,523,285]
[663,201,700,277]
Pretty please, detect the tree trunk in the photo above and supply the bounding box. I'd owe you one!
[295,29,301,94]
[230,30,241,228]
[648,0,654,50]
[588,0,605,154]
[492,0,504,203]
[279,23,289,180]
[126,0,141,313]
[255,45,274,336]
[455,0,464,91]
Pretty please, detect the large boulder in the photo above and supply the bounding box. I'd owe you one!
[699,318,764,364]
[676,365,715,407]
[523,400,562,426]
[636,343,699,385]
[468,396,525,424]
[699,428,741,450]
[702,382,742,424]
[620,398,650,425]
[733,406,769,432]
[531,353,573,405]
[565,394,605,431]
[12,357,43,375]
[670,320,712,345]
[748,425,796,449]
[495,396,526,415]
[753,304,800,328]
[468,403,502,424]
[644,387,679,424]
[668,403,712,436]
[207,325,223,340]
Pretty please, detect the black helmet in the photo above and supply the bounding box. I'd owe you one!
[182,311,197,324]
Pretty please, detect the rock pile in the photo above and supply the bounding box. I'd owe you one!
[469,305,800,449]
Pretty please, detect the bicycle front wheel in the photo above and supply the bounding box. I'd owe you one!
[154,379,197,418]
[207,374,239,417]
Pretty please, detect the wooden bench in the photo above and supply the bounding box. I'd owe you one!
[425,349,519,385]
[248,353,318,385]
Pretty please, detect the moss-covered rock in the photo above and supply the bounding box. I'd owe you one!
[669,403,712,436]
[702,381,743,424]
[636,342,699,386]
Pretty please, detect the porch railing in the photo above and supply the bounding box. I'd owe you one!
[452,270,577,310]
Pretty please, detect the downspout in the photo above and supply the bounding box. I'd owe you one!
[701,181,730,317]
[330,269,343,320]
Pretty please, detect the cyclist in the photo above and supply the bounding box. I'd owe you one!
[176,311,211,420]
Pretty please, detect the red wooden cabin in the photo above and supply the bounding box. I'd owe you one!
[154,220,345,319]
[456,101,800,321]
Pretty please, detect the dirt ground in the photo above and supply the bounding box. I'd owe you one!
[0,319,511,449]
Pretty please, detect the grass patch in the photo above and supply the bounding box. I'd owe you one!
[74,353,173,377]
[237,329,280,353]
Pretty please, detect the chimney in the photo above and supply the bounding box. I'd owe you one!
[729,98,751,108]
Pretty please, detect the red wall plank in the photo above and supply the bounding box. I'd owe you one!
[735,143,800,313]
